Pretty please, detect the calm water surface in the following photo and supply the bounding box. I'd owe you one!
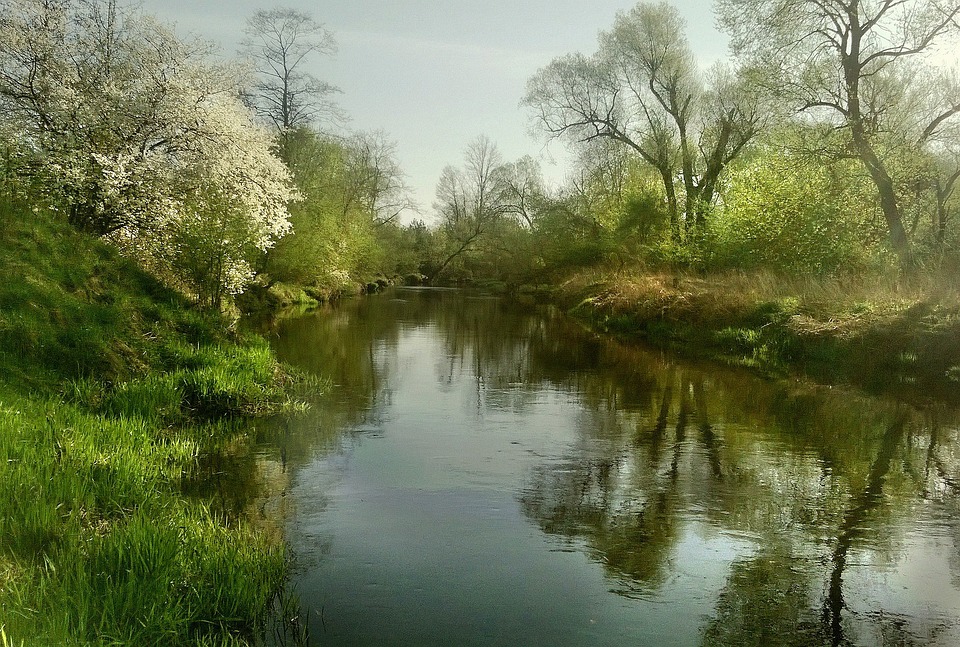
[252,288,960,646]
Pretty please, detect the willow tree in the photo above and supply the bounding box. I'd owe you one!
[524,1,762,242]
[717,0,960,266]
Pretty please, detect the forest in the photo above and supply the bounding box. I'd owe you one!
[0,0,959,644]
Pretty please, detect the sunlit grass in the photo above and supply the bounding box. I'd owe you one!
[0,381,290,645]
[561,264,960,394]
[0,199,313,644]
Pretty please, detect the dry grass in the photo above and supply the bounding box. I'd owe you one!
[557,264,960,398]
[563,265,960,338]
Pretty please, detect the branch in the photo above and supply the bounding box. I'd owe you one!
[919,103,960,142]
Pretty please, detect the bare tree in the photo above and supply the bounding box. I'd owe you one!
[717,0,960,266]
[430,135,509,281]
[241,8,341,141]
[498,156,547,229]
[341,131,418,227]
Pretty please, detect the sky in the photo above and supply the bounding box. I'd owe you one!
[141,0,730,221]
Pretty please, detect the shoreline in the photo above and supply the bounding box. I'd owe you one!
[535,269,960,406]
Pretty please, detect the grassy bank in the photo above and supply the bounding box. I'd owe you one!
[0,201,310,645]
[554,267,960,402]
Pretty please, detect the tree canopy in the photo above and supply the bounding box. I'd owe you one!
[716,0,960,264]
[524,2,762,242]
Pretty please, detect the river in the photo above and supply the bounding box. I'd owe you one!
[247,287,960,646]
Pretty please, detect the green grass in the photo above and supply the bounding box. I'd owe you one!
[0,199,313,644]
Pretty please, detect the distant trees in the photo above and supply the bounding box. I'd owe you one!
[264,128,417,291]
[429,136,510,281]
[341,131,417,228]
[239,9,423,294]
[716,0,960,265]
[0,0,295,307]
[508,0,960,280]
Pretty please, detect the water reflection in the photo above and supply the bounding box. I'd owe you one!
[261,288,960,646]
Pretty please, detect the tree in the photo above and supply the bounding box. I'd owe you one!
[430,136,509,282]
[922,81,960,248]
[498,156,547,229]
[241,7,340,146]
[0,0,295,305]
[263,128,419,290]
[716,0,960,266]
[714,134,882,274]
[524,1,762,242]
[265,129,368,288]
[340,131,417,227]
[157,97,296,308]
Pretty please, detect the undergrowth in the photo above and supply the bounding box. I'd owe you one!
[561,266,960,400]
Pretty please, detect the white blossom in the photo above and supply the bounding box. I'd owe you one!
[0,0,296,306]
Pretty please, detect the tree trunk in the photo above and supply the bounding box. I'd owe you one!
[853,134,912,267]
[842,20,911,268]
[659,167,680,243]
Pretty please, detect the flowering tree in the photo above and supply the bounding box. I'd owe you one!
[0,0,295,304]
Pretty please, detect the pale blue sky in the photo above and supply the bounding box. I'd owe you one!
[142,0,729,219]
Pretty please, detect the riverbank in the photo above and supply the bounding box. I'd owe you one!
[0,203,312,644]
[549,267,960,403]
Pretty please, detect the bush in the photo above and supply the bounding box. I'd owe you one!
[710,149,882,275]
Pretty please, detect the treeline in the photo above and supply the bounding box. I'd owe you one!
[418,0,960,287]
[3,0,958,306]
[0,0,419,311]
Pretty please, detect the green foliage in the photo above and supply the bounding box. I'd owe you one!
[711,146,883,274]
[0,195,306,645]
[264,129,409,295]
[531,200,610,273]
[0,0,295,307]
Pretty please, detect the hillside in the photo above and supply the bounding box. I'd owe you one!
[0,200,301,645]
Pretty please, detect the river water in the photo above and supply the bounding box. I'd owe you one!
[252,287,960,646]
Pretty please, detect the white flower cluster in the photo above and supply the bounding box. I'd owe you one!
[0,0,297,306]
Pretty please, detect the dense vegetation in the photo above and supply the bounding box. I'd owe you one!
[0,0,958,641]
[404,0,959,288]
[0,198,315,644]
[0,4,328,642]
[394,1,960,395]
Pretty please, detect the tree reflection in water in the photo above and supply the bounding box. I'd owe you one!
[418,292,960,646]
[262,289,960,646]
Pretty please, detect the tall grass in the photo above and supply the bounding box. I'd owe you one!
[561,264,960,395]
[0,200,313,644]
[0,377,290,644]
